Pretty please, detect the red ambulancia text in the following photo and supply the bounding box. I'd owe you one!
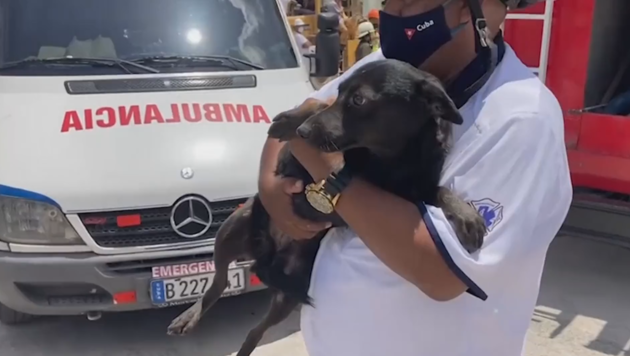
[61,102,271,133]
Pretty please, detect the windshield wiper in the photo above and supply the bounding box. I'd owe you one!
[0,57,160,73]
[129,55,264,71]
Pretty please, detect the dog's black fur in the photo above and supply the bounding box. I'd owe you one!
[166,59,487,356]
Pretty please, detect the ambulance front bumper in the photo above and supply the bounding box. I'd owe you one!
[0,251,263,316]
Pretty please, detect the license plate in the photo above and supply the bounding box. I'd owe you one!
[150,268,245,304]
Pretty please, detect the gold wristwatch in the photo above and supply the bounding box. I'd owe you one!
[304,166,353,214]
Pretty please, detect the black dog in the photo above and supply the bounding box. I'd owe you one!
[166,59,487,356]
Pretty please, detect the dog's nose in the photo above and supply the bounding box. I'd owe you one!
[296,125,311,139]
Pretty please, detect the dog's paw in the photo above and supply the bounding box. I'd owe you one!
[449,210,486,254]
[166,301,202,336]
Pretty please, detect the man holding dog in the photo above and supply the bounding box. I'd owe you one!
[257,0,572,355]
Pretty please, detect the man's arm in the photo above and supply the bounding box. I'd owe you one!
[338,17,348,34]
[257,138,285,189]
[291,113,572,301]
[338,179,467,300]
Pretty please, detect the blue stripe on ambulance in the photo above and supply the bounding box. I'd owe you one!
[0,184,61,208]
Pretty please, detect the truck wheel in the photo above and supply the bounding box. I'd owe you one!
[0,303,34,325]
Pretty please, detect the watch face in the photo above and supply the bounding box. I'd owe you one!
[306,190,335,214]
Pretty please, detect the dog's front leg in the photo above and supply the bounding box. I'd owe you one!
[435,187,487,254]
[268,99,331,142]
[167,200,254,336]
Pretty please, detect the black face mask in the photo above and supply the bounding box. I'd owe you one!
[378,0,467,67]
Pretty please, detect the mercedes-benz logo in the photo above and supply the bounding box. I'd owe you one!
[170,196,213,238]
[181,167,194,180]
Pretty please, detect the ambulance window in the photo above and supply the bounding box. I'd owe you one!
[0,0,297,75]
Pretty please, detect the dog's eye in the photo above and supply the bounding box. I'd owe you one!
[351,94,365,106]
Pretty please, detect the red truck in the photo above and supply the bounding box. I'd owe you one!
[504,0,630,243]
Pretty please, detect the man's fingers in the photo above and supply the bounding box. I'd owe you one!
[275,219,329,240]
[282,178,304,194]
[291,214,331,232]
[302,221,332,232]
[287,221,331,239]
[277,177,333,236]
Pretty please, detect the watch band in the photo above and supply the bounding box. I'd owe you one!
[324,165,353,196]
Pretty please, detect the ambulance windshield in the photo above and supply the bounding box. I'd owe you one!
[0,0,298,75]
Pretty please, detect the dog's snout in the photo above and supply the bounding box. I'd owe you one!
[296,125,312,139]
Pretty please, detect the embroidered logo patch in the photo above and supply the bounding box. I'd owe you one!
[404,28,416,40]
[469,198,504,232]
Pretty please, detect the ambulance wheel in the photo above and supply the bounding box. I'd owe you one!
[0,303,35,325]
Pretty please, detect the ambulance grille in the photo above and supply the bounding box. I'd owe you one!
[64,75,257,94]
[79,198,247,248]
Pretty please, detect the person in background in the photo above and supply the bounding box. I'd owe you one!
[294,0,316,15]
[368,8,380,30]
[322,0,348,34]
[321,0,348,71]
[366,10,381,51]
[355,21,375,61]
[292,18,313,57]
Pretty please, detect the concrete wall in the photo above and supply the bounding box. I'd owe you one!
[362,0,381,16]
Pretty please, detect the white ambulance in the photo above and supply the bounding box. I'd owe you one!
[0,0,339,324]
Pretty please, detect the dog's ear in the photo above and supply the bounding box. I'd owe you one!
[414,78,463,125]
[268,98,332,141]
[429,94,463,125]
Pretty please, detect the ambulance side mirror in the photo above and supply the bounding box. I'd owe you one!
[307,12,340,78]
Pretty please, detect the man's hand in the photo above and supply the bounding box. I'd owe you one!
[258,96,341,241]
[258,174,331,240]
[289,139,345,182]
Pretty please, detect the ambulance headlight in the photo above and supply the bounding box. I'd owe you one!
[0,196,84,245]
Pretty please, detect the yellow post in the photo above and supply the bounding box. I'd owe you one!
[345,39,359,69]
[314,0,322,32]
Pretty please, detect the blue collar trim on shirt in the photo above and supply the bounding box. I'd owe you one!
[446,31,506,108]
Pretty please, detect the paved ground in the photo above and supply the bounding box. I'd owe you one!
[0,234,628,356]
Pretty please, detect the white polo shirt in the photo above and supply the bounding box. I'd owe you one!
[300,47,572,356]
[294,32,311,56]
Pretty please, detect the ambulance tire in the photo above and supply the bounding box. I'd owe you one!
[0,303,35,325]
